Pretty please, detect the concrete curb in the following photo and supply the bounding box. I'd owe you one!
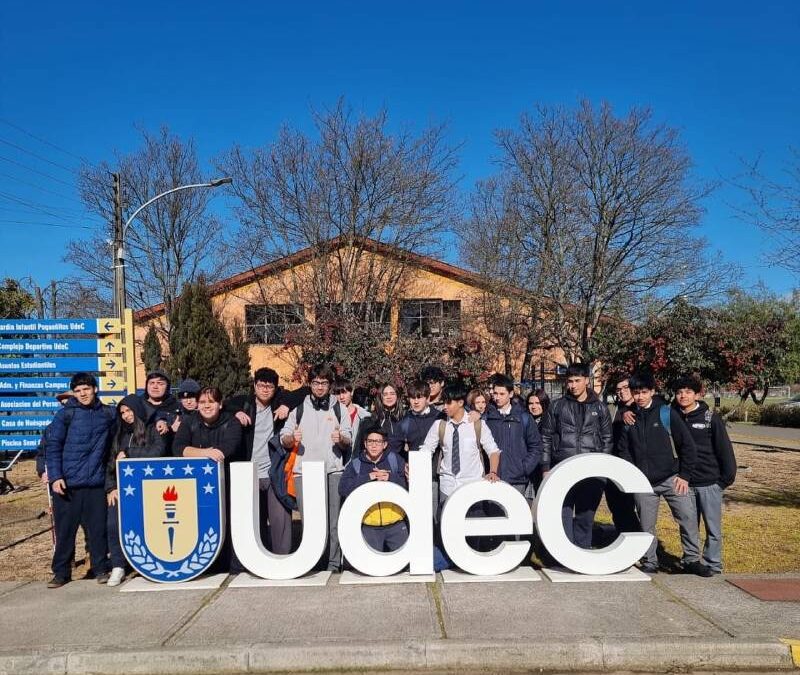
[0,638,795,674]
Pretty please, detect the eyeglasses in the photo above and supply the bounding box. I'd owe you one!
[255,382,276,390]
[310,380,330,386]
[615,385,630,393]
[365,438,385,445]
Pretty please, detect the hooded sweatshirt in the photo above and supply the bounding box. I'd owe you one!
[172,410,243,461]
[105,394,169,491]
[675,400,737,488]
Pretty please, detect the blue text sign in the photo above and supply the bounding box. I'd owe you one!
[0,357,123,373]
[0,318,121,335]
[0,417,52,431]
[0,397,62,412]
[0,339,122,355]
[0,434,41,451]
[0,377,125,393]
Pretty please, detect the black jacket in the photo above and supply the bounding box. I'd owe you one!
[105,394,169,491]
[611,402,636,449]
[172,411,243,461]
[484,402,542,485]
[675,401,737,488]
[617,401,697,485]
[540,391,612,470]
[223,386,307,461]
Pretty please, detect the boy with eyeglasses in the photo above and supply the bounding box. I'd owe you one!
[339,425,409,553]
[281,364,352,571]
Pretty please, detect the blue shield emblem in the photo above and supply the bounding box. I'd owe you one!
[117,457,225,582]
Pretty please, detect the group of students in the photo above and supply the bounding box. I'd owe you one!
[37,360,736,589]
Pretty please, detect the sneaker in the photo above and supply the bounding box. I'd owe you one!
[107,567,126,587]
[684,561,714,577]
[47,576,69,589]
[640,563,659,574]
[95,572,111,584]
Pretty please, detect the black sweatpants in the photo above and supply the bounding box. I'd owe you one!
[51,486,109,579]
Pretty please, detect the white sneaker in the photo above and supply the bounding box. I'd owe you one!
[107,567,126,587]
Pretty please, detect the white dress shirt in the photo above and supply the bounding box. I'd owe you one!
[419,415,500,497]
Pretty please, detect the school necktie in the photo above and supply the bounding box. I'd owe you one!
[451,422,461,475]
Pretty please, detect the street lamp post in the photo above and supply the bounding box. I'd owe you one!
[111,175,232,318]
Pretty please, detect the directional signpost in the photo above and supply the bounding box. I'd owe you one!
[0,309,136,467]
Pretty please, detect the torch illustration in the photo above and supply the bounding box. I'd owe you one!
[162,486,179,556]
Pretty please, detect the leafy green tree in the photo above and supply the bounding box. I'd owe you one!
[593,299,715,393]
[142,324,163,373]
[167,279,250,396]
[713,290,792,404]
[0,278,36,319]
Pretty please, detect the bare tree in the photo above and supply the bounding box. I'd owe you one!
[736,147,800,277]
[216,99,460,332]
[474,100,733,364]
[68,126,231,315]
[461,176,555,379]
[25,277,112,319]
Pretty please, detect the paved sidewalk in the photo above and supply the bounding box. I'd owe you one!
[730,423,800,451]
[0,571,798,673]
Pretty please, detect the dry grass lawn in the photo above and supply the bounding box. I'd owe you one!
[1,443,799,580]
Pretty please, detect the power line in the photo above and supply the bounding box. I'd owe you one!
[0,155,75,187]
[0,171,83,204]
[0,118,89,164]
[0,137,78,174]
[0,189,92,219]
[0,190,84,222]
[0,219,95,231]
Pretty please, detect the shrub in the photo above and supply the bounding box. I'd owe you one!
[718,402,762,424]
[759,405,800,428]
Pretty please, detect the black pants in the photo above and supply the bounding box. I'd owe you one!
[52,486,109,579]
[561,478,605,549]
[604,480,641,534]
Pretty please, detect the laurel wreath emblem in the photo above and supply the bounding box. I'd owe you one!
[123,528,218,579]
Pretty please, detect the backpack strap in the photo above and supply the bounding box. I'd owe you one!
[387,451,399,473]
[333,401,342,424]
[659,405,678,459]
[295,400,304,426]
[438,419,446,448]
[474,419,482,450]
[352,457,361,473]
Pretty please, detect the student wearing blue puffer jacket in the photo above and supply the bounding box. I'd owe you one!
[484,375,542,500]
[45,373,116,588]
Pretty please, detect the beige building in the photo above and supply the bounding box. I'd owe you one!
[134,237,565,388]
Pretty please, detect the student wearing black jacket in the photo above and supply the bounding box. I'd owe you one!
[105,394,168,586]
[174,386,243,572]
[605,378,641,534]
[222,368,306,555]
[540,364,612,549]
[673,375,736,575]
[616,373,711,577]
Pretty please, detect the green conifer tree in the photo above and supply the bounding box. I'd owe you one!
[167,278,250,396]
[142,325,162,373]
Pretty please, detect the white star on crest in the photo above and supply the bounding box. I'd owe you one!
[163,464,174,476]
[143,465,154,476]
[183,464,194,475]
[202,463,214,475]
[123,485,135,496]
[203,483,215,494]
[122,465,134,477]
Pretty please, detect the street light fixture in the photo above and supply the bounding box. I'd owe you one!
[112,175,232,318]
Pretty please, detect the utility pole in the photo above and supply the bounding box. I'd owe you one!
[112,172,126,319]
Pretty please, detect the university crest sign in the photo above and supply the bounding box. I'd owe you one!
[117,457,225,582]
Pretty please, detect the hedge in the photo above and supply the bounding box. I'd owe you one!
[758,405,800,428]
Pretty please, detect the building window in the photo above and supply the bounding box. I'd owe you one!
[399,299,461,337]
[317,302,391,337]
[245,304,304,345]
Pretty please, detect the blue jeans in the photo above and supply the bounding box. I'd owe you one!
[694,483,724,572]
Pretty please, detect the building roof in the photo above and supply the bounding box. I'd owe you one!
[134,236,493,321]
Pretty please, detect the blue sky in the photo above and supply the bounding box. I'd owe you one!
[0,1,798,296]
